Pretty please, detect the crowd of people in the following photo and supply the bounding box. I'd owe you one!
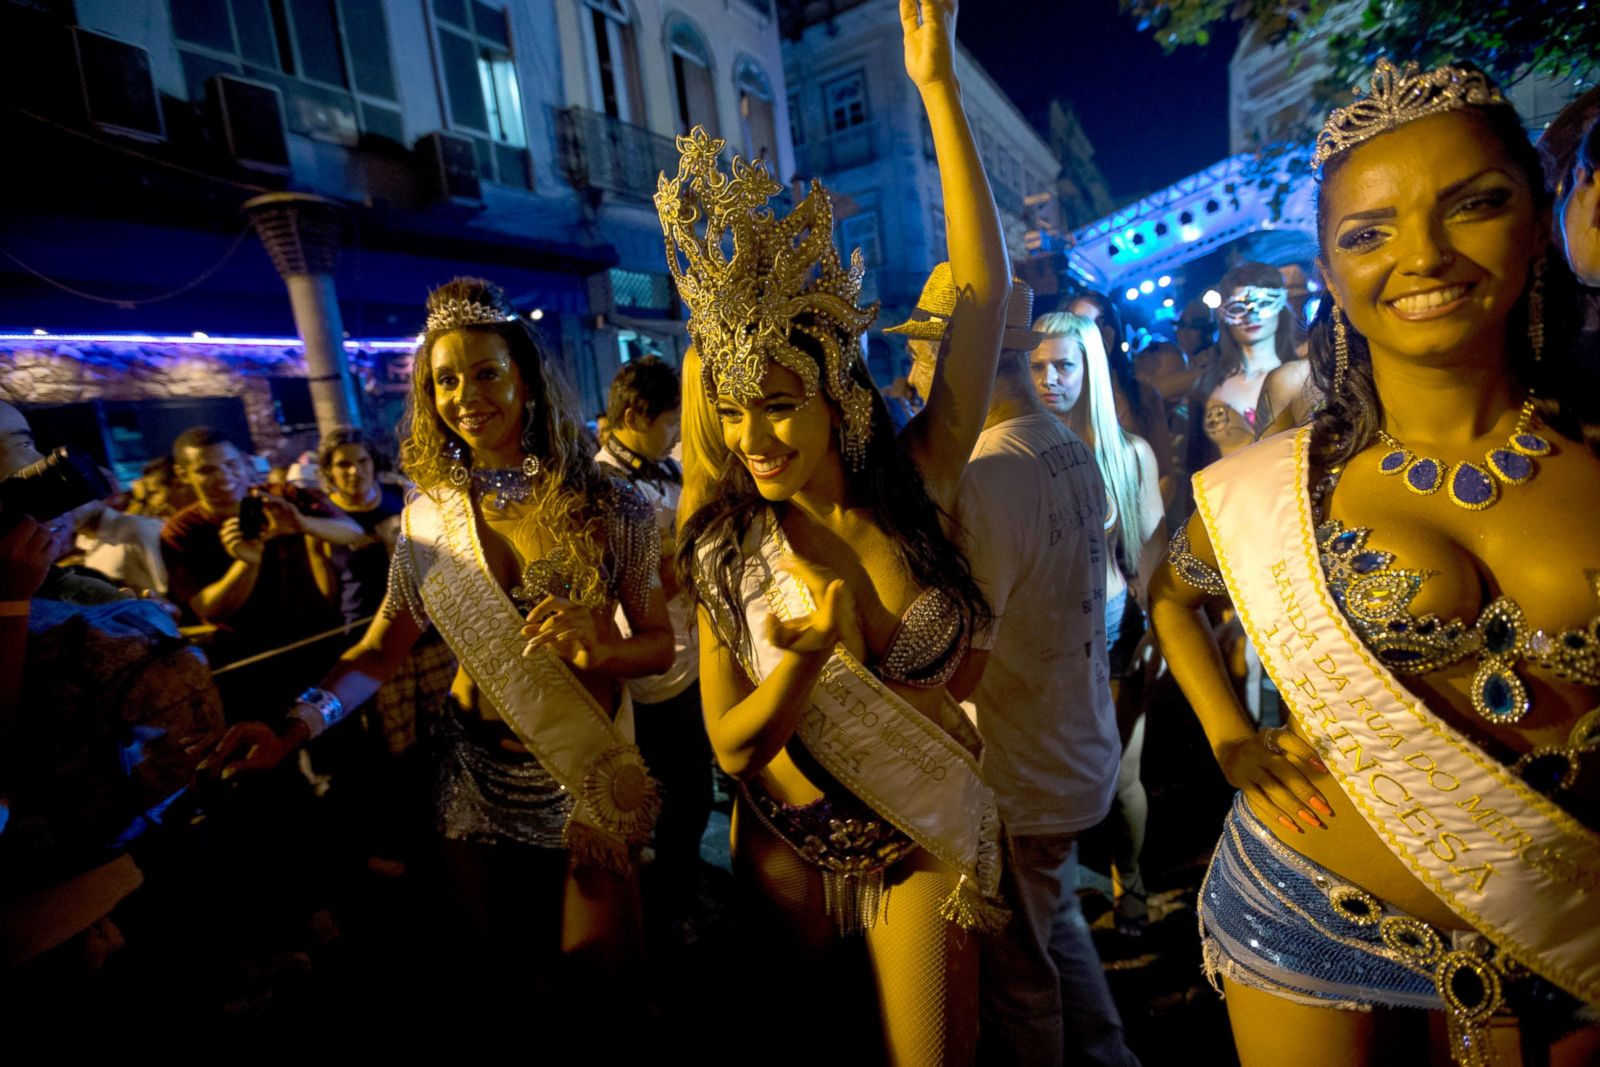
[4,1,1600,1060]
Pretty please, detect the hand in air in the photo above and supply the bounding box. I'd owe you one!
[205,720,299,779]
[521,594,608,671]
[766,556,865,661]
[900,0,958,89]
[219,517,264,566]
[1218,726,1335,833]
[258,495,305,539]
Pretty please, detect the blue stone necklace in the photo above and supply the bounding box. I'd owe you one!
[1375,398,1551,510]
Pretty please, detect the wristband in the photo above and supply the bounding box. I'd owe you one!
[0,600,30,617]
[287,687,347,740]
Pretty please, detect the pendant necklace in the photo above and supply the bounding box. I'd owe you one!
[1375,398,1551,510]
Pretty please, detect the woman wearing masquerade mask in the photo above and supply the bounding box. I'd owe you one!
[666,1,1009,1060]
[212,277,674,1026]
[1194,261,1308,465]
[1151,60,1600,1065]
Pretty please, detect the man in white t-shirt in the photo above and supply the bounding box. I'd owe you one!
[892,276,1136,1066]
[595,355,708,940]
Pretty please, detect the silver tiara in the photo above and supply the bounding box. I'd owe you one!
[1313,59,1507,178]
[425,298,517,334]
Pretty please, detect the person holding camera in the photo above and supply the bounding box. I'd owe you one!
[160,426,362,684]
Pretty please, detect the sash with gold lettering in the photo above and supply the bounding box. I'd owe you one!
[731,512,1004,932]
[1196,428,1600,1007]
[404,487,659,873]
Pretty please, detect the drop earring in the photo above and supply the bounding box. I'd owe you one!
[1527,258,1545,363]
[1331,304,1350,396]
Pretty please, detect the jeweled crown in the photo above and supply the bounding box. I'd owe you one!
[655,126,878,466]
[1313,58,1508,178]
[424,282,519,334]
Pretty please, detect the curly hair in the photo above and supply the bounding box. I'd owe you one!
[398,277,618,608]
[675,320,990,667]
[1307,97,1596,468]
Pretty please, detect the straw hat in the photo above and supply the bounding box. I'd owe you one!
[884,262,1050,351]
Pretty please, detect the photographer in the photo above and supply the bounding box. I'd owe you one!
[160,426,361,688]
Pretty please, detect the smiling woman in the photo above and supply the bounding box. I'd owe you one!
[1150,60,1600,1066]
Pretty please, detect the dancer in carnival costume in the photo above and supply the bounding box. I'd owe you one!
[1149,60,1600,1065]
[212,278,673,1023]
[665,1,1010,1059]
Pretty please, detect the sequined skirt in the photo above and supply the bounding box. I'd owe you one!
[433,704,573,849]
[1199,795,1593,1064]
[744,781,918,935]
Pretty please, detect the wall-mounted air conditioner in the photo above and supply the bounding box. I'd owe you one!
[69,27,164,142]
[208,74,291,175]
[415,131,482,202]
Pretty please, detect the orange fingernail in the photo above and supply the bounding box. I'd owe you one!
[1310,757,1328,772]
[1298,809,1324,828]
[1277,815,1298,831]
[1310,797,1333,817]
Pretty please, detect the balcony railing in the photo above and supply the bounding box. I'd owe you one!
[795,120,879,179]
[558,106,680,201]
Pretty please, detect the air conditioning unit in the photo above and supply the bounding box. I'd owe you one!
[208,74,291,175]
[414,131,482,202]
[69,27,164,142]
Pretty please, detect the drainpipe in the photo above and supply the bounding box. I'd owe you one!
[243,192,361,434]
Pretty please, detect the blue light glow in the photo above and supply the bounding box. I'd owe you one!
[1139,280,1155,294]
[1125,287,1140,301]
[1158,275,1172,288]
[0,331,418,351]
[1181,225,1202,242]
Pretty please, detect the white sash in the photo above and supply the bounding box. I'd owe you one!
[404,487,658,873]
[737,513,1004,930]
[1197,429,1600,1006]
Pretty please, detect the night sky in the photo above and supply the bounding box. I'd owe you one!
[957,0,1240,203]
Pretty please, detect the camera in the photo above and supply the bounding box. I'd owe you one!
[0,447,112,528]
[237,494,266,540]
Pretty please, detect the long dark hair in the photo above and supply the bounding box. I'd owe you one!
[1308,100,1596,468]
[676,325,990,665]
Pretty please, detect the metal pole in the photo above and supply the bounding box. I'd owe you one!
[243,192,361,434]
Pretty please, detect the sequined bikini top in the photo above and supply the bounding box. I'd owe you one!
[874,585,969,690]
[1316,518,1600,723]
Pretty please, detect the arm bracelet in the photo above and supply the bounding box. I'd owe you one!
[288,687,347,741]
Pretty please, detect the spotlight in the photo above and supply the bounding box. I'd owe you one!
[32,328,47,336]
[1120,341,1130,353]
[1158,275,1171,288]
[193,331,209,339]
[1181,225,1202,242]
[529,308,545,320]
[1140,280,1155,294]
[1125,287,1140,301]
[1163,298,1174,307]
[1205,199,1220,214]
[1202,289,1222,309]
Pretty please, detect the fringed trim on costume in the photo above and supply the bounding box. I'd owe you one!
[821,868,887,936]
[938,874,1010,933]
[975,797,1002,899]
[563,820,633,876]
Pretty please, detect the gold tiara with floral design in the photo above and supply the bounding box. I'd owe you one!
[655,126,878,467]
[425,298,518,334]
[1313,58,1507,177]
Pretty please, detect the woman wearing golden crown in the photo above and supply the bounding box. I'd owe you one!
[211,277,674,1023]
[1149,60,1600,1065]
[661,0,1009,1059]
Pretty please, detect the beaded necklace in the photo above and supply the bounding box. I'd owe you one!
[1374,398,1551,510]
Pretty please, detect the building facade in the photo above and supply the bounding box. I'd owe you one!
[1,0,791,464]
[780,0,1058,379]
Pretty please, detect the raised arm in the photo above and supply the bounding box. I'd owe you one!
[896,0,1010,506]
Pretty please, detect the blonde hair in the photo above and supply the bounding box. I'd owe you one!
[1034,311,1148,576]
[675,345,731,530]
[398,278,613,608]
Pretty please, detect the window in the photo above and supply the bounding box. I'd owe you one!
[432,1,531,187]
[839,210,882,269]
[169,0,399,140]
[824,71,867,133]
[582,0,644,124]
[734,58,776,163]
[666,19,716,136]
